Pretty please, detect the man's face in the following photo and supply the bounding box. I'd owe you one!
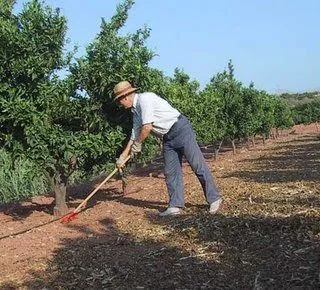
[116,94,132,109]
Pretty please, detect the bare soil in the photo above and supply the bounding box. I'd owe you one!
[0,124,319,289]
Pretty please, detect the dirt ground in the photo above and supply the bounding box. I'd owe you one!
[0,124,319,289]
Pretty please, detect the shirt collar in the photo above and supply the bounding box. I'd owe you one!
[132,93,139,110]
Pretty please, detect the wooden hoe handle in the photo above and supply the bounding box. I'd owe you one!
[74,155,131,214]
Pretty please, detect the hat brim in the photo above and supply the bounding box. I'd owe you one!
[113,87,138,101]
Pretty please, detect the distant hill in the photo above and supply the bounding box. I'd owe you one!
[280,91,320,107]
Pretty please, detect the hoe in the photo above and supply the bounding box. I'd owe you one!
[61,155,131,223]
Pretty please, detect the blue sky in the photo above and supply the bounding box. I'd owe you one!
[14,0,320,94]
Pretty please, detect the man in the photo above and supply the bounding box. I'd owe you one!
[115,80,222,216]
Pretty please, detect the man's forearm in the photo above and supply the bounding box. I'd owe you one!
[120,124,152,157]
[121,139,134,157]
[136,123,153,143]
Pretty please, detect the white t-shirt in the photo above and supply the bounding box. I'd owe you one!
[130,92,180,140]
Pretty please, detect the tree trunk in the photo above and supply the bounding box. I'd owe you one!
[44,168,69,217]
[246,137,251,149]
[252,136,256,148]
[53,182,68,216]
[262,135,266,145]
[231,139,236,154]
[213,140,223,160]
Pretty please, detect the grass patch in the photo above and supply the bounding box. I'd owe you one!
[0,149,49,204]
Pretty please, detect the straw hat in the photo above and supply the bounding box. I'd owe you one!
[113,81,137,100]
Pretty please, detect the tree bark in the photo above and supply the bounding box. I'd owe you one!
[44,168,69,217]
[213,140,223,160]
[231,139,236,154]
[53,182,68,216]
[252,136,256,148]
[246,137,251,149]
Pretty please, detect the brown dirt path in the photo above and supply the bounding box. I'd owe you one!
[0,123,319,289]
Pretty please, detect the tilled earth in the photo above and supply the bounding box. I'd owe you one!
[0,124,319,289]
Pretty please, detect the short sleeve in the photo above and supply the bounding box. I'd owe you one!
[139,94,155,125]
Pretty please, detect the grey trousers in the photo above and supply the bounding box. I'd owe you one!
[163,115,221,207]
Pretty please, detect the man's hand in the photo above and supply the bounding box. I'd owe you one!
[131,140,142,155]
[116,154,126,168]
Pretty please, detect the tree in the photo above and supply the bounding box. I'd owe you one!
[199,79,227,157]
[0,0,74,214]
[70,0,163,165]
[71,0,154,123]
[292,100,320,125]
[256,92,276,143]
[209,60,244,154]
[239,85,264,147]
[0,0,130,215]
[164,68,199,117]
[273,97,293,137]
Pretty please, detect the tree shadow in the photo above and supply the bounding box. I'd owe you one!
[130,157,165,178]
[250,194,320,208]
[223,136,320,183]
[67,172,124,199]
[0,196,54,221]
[110,195,167,211]
[0,173,126,220]
[67,187,123,208]
[153,213,320,288]
[70,187,168,212]
[110,195,202,212]
[2,212,318,289]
